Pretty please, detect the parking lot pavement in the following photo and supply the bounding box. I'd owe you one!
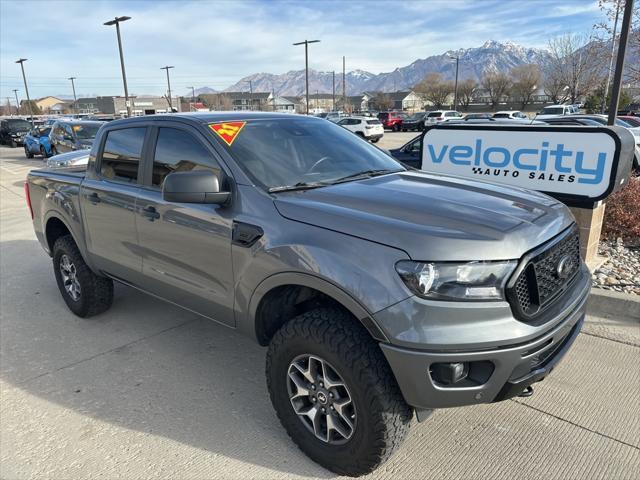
[1,145,638,479]
[377,130,418,150]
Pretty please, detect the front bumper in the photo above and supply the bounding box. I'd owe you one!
[366,133,383,140]
[378,265,590,410]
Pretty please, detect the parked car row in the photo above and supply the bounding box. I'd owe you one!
[388,113,640,172]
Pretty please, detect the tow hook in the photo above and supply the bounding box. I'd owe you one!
[518,385,534,398]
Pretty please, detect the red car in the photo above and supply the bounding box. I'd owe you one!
[619,115,640,127]
[377,112,406,131]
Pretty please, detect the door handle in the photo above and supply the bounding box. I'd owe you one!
[141,205,160,221]
[87,192,101,204]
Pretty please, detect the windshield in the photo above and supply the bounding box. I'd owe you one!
[7,120,31,132]
[215,118,404,191]
[35,127,51,136]
[493,113,509,118]
[541,107,565,115]
[72,124,100,140]
[408,113,424,120]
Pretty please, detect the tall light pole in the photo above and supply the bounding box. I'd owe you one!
[332,71,336,111]
[68,77,77,114]
[161,66,174,112]
[104,16,132,117]
[15,59,34,126]
[12,89,19,115]
[448,54,460,111]
[342,56,346,112]
[293,39,320,114]
[245,79,254,110]
[188,86,195,109]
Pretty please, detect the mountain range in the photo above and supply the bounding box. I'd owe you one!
[194,40,552,97]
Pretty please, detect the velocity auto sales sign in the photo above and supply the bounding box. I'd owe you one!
[421,124,635,207]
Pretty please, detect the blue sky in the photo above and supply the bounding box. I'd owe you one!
[1,0,604,101]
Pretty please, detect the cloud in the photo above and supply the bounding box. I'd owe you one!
[0,0,604,98]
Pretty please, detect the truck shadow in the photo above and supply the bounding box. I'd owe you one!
[0,240,336,478]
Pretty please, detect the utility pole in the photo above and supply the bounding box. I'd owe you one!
[448,54,460,110]
[15,59,33,126]
[161,66,175,112]
[342,56,346,112]
[607,0,634,125]
[12,89,19,115]
[104,16,132,117]
[332,71,336,111]
[68,77,77,114]
[602,0,621,114]
[188,86,195,109]
[293,39,320,114]
[5,97,11,116]
[245,79,254,110]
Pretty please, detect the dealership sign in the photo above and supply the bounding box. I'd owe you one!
[421,124,635,207]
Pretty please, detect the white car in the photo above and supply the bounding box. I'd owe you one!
[46,149,90,168]
[493,110,528,119]
[536,105,576,120]
[337,116,384,143]
[424,110,463,124]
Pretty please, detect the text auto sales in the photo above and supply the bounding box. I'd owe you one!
[425,139,606,184]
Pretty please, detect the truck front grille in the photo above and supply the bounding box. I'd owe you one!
[507,226,581,322]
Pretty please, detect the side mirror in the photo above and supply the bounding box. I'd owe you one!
[163,170,230,205]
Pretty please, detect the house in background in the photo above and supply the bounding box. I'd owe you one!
[34,96,66,112]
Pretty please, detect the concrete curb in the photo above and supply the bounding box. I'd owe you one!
[587,288,640,322]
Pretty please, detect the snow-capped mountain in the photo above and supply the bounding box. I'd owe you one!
[215,40,551,96]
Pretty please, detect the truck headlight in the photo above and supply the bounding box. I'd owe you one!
[395,260,517,301]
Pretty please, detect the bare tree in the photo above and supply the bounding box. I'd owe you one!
[544,34,602,105]
[595,0,640,84]
[371,92,394,111]
[414,73,454,108]
[481,72,511,108]
[510,64,541,109]
[456,79,478,111]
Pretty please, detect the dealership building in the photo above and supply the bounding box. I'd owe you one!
[95,96,181,116]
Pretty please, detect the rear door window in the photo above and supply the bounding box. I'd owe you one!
[427,112,441,118]
[100,128,146,184]
[151,127,221,188]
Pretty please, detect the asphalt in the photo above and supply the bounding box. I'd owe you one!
[1,137,639,480]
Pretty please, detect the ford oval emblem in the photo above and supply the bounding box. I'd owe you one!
[556,255,573,279]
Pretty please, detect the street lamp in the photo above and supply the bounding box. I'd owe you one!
[447,54,460,111]
[245,79,254,110]
[12,89,19,115]
[15,59,34,126]
[104,16,132,117]
[293,39,320,114]
[188,86,196,109]
[161,66,175,112]
[68,77,77,114]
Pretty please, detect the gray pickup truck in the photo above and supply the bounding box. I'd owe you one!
[26,113,590,476]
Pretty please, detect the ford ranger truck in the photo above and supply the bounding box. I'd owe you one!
[26,113,590,477]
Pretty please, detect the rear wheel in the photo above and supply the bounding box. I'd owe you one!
[52,235,114,317]
[266,307,412,476]
[50,145,58,156]
[370,138,379,143]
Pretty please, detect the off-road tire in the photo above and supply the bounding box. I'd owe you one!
[52,235,113,317]
[266,307,412,476]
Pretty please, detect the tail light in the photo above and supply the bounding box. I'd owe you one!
[24,182,33,219]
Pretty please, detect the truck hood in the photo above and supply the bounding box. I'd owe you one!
[273,171,574,261]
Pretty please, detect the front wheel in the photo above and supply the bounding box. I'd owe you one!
[24,145,34,158]
[266,308,412,476]
[370,138,379,143]
[52,235,114,317]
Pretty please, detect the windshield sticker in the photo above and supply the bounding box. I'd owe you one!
[209,121,246,146]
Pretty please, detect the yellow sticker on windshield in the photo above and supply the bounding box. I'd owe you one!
[72,125,82,131]
[209,121,246,146]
